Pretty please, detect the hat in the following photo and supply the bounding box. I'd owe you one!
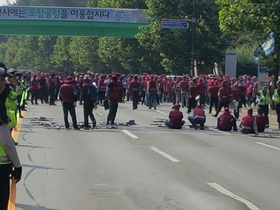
[0,61,7,70]
[0,67,12,78]
[172,104,181,110]
[64,76,74,83]
[224,107,231,113]
[7,68,17,75]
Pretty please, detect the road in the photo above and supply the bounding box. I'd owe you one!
[14,101,280,210]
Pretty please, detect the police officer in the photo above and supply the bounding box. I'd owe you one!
[0,64,22,210]
[272,80,280,129]
[258,84,270,128]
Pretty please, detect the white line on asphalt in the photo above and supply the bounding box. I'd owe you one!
[209,128,230,135]
[256,142,280,151]
[208,183,261,210]
[156,110,167,115]
[121,130,139,139]
[97,112,102,116]
[150,147,180,162]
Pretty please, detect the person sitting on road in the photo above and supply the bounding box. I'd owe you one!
[217,107,237,131]
[165,104,185,129]
[254,108,266,133]
[238,108,257,134]
[188,105,206,130]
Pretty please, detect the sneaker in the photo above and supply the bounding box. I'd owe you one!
[200,126,204,130]
[106,124,113,129]
[111,124,118,129]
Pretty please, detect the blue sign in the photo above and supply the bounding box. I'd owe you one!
[161,20,189,29]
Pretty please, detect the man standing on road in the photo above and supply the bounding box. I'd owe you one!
[59,76,79,130]
[0,65,22,210]
[257,84,270,128]
[106,73,120,129]
[129,75,140,110]
[80,75,97,130]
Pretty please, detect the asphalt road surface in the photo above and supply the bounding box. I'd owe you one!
[14,101,280,210]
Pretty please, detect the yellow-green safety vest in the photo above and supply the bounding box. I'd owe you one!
[0,143,11,165]
[259,90,270,105]
[273,89,280,103]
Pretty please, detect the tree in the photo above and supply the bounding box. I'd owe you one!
[217,0,280,78]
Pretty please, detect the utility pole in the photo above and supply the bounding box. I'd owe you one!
[191,0,197,77]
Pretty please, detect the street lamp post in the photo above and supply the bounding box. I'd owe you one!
[191,0,197,77]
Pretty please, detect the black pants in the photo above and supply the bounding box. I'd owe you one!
[83,101,96,127]
[276,103,280,125]
[0,163,12,210]
[62,102,78,128]
[107,99,118,125]
[209,97,218,114]
[188,98,197,113]
[31,89,39,104]
[132,92,139,109]
[214,100,230,117]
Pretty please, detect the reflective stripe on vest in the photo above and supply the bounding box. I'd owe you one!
[0,144,11,164]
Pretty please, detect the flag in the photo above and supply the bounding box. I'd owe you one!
[262,32,275,56]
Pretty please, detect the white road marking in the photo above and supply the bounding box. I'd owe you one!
[209,127,230,135]
[208,182,261,210]
[150,147,180,162]
[156,110,167,115]
[97,112,102,116]
[256,142,280,151]
[121,130,139,139]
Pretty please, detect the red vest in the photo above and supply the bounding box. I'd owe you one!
[255,114,266,132]
[169,110,183,126]
[241,114,255,132]
[98,79,106,91]
[219,113,233,129]
[194,107,205,117]
[148,80,157,93]
[108,81,119,99]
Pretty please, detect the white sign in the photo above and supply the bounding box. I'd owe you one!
[225,50,237,78]
[0,6,144,23]
[258,66,269,90]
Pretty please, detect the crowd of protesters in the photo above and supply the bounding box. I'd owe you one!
[8,69,280,133]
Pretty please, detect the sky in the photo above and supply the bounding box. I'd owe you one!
[0,0,16,6]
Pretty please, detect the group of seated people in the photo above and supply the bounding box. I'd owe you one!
[165,104,266,134]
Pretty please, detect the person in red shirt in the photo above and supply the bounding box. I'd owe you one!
[165,104,185,129]
[213,80,232,117]
[129,75,140,110]
[238,108,257,134]
[59,76,79,130]
[197,78,206,106]
[208,80,219,114]
[187,80,198,114]
[217,107,237,131]
[254,108,266,132]
[48,71,57,105]
[30,74,40,105]
[180,75,189,108]
[106,73,120,129]
[188,105,206,130]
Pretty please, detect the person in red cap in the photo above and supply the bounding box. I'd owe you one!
[129,75,140,110]
[48,71,57,105]
[59,76,79,130]
[188,105,206,130]
[106,73,120,129]
[147,75,159,110]
[165,104,185,129]
[238,108,257,134]
[213,80,232,117]
[217,107,237,131]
